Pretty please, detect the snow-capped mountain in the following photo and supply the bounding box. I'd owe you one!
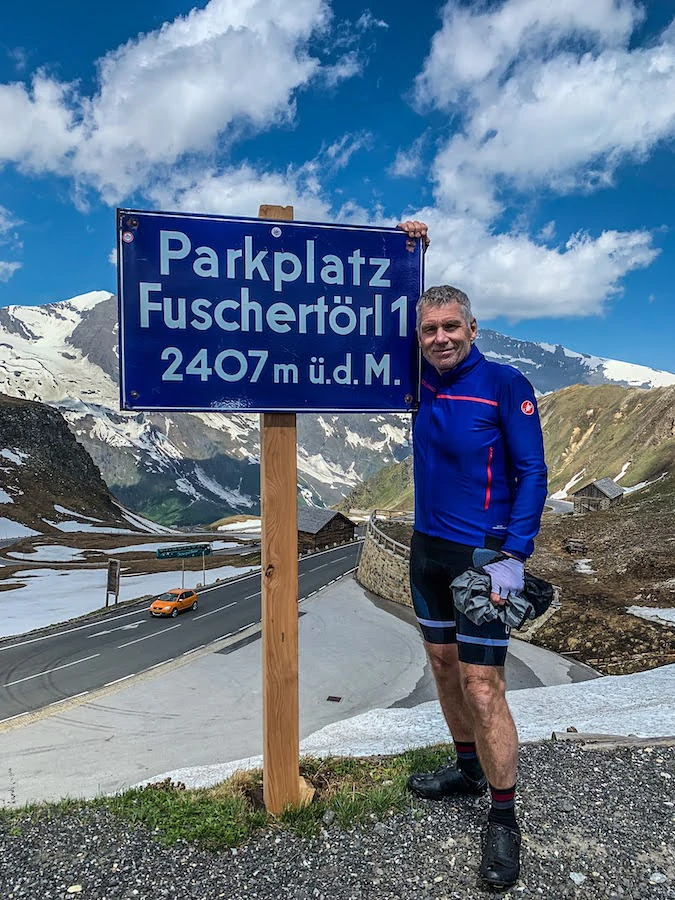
[0,293,410,524]
[1,292,673,525]
[476,329,675,394]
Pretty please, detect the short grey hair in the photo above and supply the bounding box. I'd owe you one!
[416,285,474,330]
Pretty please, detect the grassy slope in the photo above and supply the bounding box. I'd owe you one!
[538,383,675,493]
[339,383,675,510]
[336,456,413,512]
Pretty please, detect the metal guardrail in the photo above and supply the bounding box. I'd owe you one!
[366,510,411,559]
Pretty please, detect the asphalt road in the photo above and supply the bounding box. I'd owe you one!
[0,543,361,723]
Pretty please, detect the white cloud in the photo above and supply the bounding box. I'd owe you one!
[0,0,340,199]
[416,0,642,108]
[108,247,117,266]
[403,0,672,318]
[538,221,556,242]
[356,11,388,31]
[146,162,332,223]
[0,74,80,172]
[414,2,675,220]
[323,132,372,170]
[389,134,427,178]
[414,207,658,321]
[0,261,21,282]
[0,205,21,235]
[322,51,363,87]
[432,37,675,219]
[0,205,22,281]
[146,156,375,228]
[8,47,29,74]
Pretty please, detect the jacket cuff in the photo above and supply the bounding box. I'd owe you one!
[500,544,527,562]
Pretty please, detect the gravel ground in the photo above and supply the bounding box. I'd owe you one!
[1,743,674,900]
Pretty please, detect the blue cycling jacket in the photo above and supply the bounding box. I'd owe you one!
[413,345,547,560]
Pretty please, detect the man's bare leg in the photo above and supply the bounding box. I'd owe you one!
[459,661,522,887]
[424,641,475,741]
[459,662,518,788]
[407,642,486,798]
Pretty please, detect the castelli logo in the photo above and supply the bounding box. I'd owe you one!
[521,400,535,416]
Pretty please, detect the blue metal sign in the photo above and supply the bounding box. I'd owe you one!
[117,209,423,412]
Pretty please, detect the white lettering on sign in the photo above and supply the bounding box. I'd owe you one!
[139,284,403,340]
[157,232,393,292]
[157,348,399,388]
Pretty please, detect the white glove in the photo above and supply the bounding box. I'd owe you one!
[483,557,525,599]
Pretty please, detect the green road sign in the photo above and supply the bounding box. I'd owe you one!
[156,543,212,559]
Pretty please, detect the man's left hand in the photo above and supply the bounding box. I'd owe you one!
[397,220,430,252]
[483,558,525,607]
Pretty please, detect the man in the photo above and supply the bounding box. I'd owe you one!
[397,220,548,889]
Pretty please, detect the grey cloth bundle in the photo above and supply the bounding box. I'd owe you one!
[450,567,546,630]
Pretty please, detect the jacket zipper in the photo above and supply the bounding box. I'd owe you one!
[484,446,493,510]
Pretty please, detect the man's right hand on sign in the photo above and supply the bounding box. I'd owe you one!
[397,220,430,252]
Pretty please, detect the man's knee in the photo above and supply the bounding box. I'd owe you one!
[425,641,460,680]
[460,666,505,720]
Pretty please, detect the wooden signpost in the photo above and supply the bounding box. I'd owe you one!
[258,204,303,812]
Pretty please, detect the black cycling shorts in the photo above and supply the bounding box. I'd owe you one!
[409,530,510,667]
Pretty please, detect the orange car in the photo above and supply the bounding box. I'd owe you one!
[149,588,198,618]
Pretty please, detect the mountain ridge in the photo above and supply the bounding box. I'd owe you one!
[1,290,673,525]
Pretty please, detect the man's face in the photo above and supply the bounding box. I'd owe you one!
[417,301,477,374]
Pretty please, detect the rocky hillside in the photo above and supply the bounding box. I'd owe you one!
[538,383,675,495]
[337,457,413,513]
[1,291,674,526]
[0,393,156,538]
[339,383,675,509]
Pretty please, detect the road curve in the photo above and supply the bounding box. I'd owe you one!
[0,543,360,723]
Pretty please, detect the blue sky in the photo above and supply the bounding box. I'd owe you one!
[1,0,674,370]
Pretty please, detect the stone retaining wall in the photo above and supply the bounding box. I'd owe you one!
[356,515,412,608]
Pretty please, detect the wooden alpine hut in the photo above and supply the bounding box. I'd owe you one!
[571,477,624,513]
[297,508,355,553]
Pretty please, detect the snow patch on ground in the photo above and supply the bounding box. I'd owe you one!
[174,478,205,501]
[7,545,87,562]
[146,665,675,790]
[615,462,631,482]
[0,488,14,504]
[53,505,102,522]
[0,518,40,538]
[600,359,675,388]
[217,519,261,533]
[193,466,254,508]
[574,559,596,574]
[0,449,28,466]
[115,504,176,535]
[623,473,668,495]
[627,607,675,627]
[45,520,135,534]
[297,451,360,488]
[550,468,586,500]
[317,416,335,438]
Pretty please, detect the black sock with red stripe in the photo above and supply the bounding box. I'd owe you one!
[488,782,519,832]
[454,741,484,783]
